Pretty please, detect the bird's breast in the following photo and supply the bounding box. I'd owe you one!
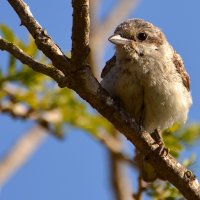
[101,59,192,132]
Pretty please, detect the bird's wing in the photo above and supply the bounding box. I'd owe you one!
[173,52,190,91]
[101,55,116,78]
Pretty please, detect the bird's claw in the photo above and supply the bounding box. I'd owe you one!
[151,129,169,157]
[156,140,169,157]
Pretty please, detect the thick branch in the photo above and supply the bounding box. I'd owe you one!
[71,0,90,71]
[0,38,66,85]
[4,0,200,199]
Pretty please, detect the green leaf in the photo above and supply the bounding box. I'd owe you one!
[163,132,183,158]
[25,36,38,57]
[0,24,15,42]
[8,55,17,75]
[181,124,200,145]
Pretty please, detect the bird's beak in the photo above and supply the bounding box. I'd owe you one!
[108,34,132,45]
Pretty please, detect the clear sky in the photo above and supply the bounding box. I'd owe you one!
[0,0,200,200]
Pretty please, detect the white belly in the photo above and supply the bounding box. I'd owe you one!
[101,61,192,132]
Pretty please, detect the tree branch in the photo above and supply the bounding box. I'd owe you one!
[0,38,66,84]
[0,126,47,186]
[2,0,200,199]
[98,132,135,167]
[0,105,62,139]
[71,0,90,71]
[93,0,138,48]
[133,175,148,200]
[110,153,133,200]
[0,100,61,123]
[0,83,63,136]
[109,133,133,200]
[8,0,70,74]
[89,0,138,78]
[69,2,200,199]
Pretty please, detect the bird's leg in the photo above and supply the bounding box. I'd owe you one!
[138,95,145,132]
[151,129,169,156]
[151,128,163,144]
[137,102,159,181]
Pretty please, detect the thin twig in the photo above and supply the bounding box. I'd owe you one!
[0,101,63,137]
[0,101,62,124]
[0,38,66,84]
[8,0,70,74]
[133,175,148,200]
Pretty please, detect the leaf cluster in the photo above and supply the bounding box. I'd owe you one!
[0,25,113,138]
[146,124,200,199]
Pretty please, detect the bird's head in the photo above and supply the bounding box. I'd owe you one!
[109,19,173,62]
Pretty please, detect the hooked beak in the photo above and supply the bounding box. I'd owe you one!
[108,34,132,45]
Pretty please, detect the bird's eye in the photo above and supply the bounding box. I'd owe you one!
[137,32,148,41]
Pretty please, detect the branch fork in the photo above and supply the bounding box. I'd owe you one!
[0,0,200,199]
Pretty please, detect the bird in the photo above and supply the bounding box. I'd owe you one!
[100,19,192,181]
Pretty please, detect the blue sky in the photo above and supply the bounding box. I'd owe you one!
[0,0,200,200]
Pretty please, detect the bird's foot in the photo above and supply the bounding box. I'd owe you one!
[156,140,169,157]
[151,129,169,157]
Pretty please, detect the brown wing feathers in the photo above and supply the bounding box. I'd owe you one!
[173,52,190,91]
